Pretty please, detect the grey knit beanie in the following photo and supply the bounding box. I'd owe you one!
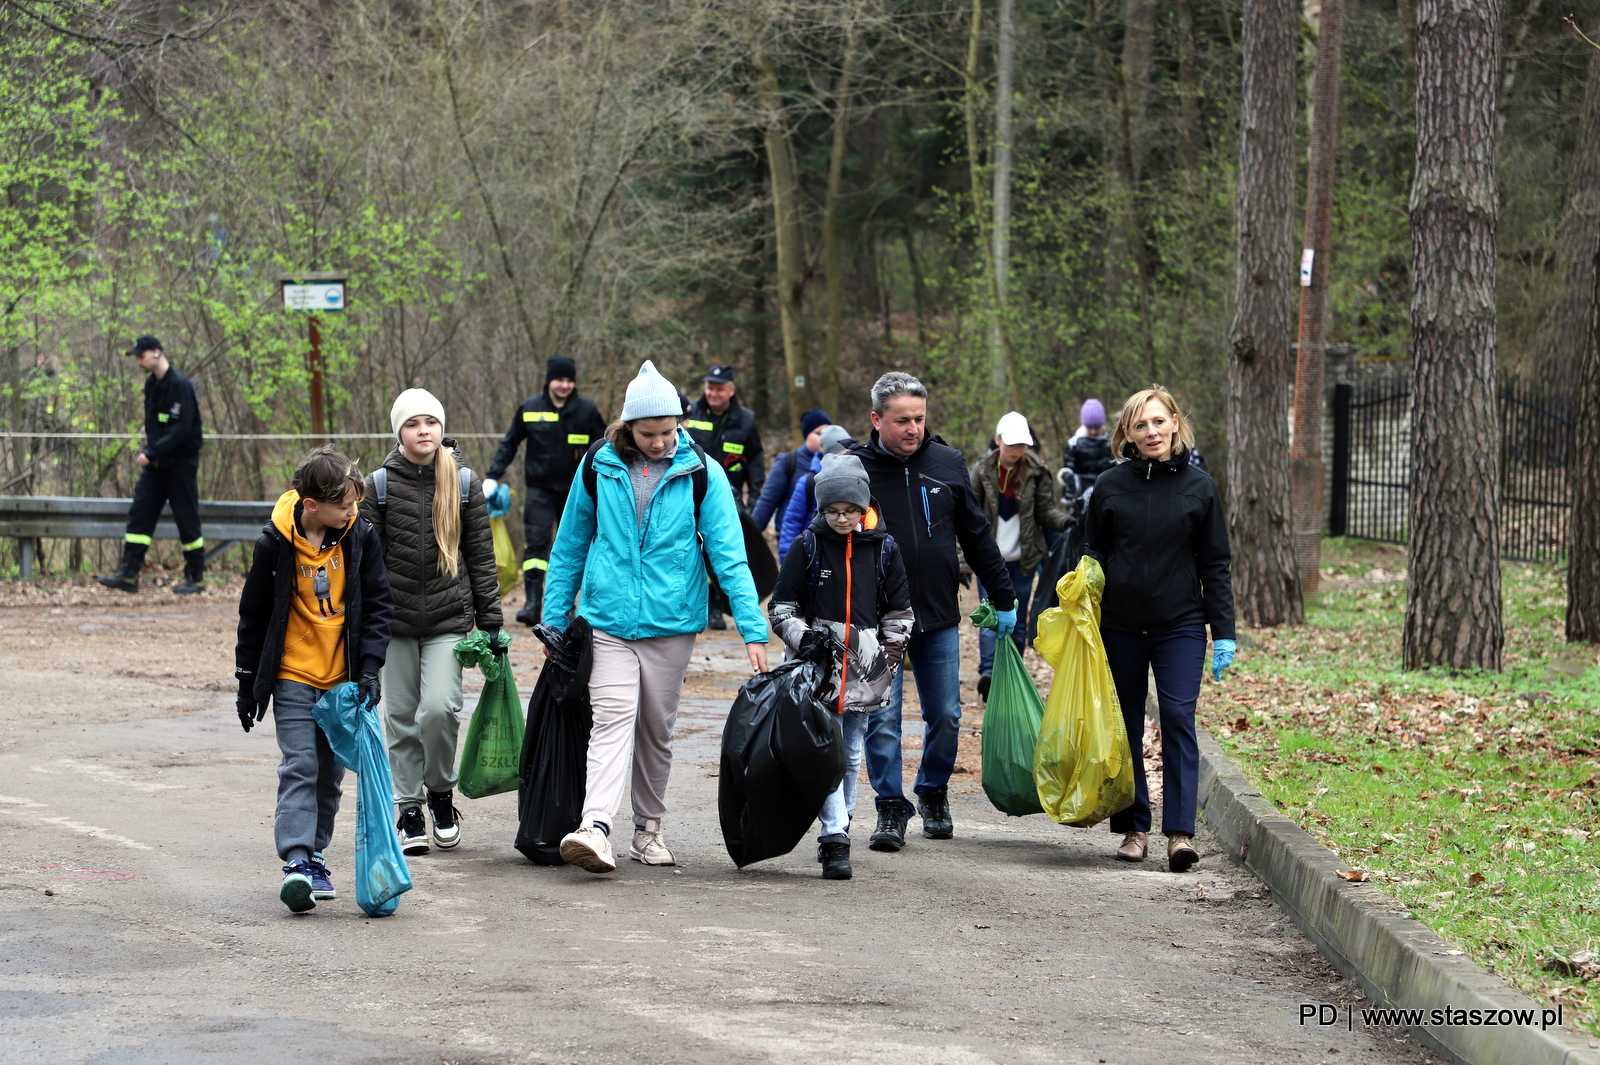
[620,360,682,421]
[819,425,852,455]
[813,453,870,512]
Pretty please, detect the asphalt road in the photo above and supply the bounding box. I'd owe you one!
[0,647,1431,1065]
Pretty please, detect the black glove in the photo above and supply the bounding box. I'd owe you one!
[484,626,507,658]
[357,670,382,711]
[235,671,264,733]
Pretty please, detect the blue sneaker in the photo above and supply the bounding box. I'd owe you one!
[280,861,316,913]
[309,853,336,900]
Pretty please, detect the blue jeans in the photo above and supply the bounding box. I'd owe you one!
[978,560,1034,677]
[817,711,870,838]
[1101,626,1206,837]
[272,679,345,862]
[865,623,962,805]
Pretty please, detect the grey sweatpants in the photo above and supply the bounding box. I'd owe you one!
[272,679,344,861]
[582,629,698,830]
[381,633,465,807]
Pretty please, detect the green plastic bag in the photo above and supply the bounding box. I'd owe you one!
[1031,556,1135,827]
[454,629,524,799]
[971,600,1046,816]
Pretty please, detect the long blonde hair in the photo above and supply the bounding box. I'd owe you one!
[1110,386,1195,461]
[432,445,461,578]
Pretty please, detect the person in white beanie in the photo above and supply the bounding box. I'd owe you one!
[543,360,770,874]
[360,388,502,856]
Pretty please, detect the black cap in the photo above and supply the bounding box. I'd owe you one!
[125,335,163,357]
[703,364,735,384]
[546,355,577,385]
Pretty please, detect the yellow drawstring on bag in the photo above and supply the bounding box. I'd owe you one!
[1032,556,1135,827]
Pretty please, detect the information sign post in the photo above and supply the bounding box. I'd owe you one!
[279,273,347,446]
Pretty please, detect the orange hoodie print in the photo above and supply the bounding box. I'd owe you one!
[270,489,352,690]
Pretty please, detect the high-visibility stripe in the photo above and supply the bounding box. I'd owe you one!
[182,537,205,551]
[722,442,744,455]
[157,413,170,423]
[125,533,153,545]
[685,420,714,432]
[523,411,559,422]
[522,558,548,571]
[567,434,591,445]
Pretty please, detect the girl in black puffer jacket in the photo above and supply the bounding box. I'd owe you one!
[361,389,502,856]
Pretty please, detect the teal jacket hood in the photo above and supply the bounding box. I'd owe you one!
[542,429,767,644]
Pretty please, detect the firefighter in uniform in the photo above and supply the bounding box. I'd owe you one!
[483,356,607,626]
[684,364,765,629]
[97,335,206,594]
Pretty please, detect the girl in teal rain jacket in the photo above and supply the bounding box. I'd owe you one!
[543,360,768,874]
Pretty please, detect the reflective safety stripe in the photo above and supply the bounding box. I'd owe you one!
[523,411,559,422]
[685,420,714,432]
[522,557,549,571]
[157,413,170,423]
[722,442,744,455]
[566,434,591,445]
[182,538,205,551]
[125,533,153,545]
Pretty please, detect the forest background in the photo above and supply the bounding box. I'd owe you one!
[1,0,1594,510]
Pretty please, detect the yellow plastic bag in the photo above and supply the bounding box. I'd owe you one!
[491,516,519,599]
[1031,556,1135,827]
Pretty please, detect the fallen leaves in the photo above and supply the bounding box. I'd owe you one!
[1336,869,1370,882]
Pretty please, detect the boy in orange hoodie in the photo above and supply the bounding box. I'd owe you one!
[235,447,394,912]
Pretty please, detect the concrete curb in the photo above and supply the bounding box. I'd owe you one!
[1197,729,1600,1065]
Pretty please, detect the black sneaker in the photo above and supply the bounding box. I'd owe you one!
[427,789,461,849]
[868,798,912,852]
[977,673,992,702]
[918,785,954,839]
[397,805,429,856]
[818,835,853,880]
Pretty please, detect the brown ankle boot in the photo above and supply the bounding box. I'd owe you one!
[1116,831,1148,862]
[1167,832,1200,872]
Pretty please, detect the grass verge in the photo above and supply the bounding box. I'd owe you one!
[1199,538,1600,1035]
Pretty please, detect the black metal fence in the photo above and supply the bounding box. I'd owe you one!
[1329,378,1572,562]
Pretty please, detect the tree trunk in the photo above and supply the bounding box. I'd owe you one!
[1228,0,1303,628]
[1403,0,1503,672]
[989,0,1019,404]
[1177,0,1202,175]
[751,240,771,424]
[755,43,815,444]
[963,0,1019,412]
[1290,0,1346,603]
[1564,49,1600,642]
[820,17,860,419]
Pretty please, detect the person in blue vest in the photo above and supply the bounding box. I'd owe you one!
[543,360,768,874]
[750,408,831,531]
[97,335,206,595]
[684,364,765,630]
[777,425,855,561]
[483,356,608,627]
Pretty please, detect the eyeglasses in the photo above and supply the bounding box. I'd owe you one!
[822,508,863,520]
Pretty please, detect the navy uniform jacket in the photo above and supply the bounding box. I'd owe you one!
[486,390,608,492]
[685,395,765,506]
[143,366,203,466]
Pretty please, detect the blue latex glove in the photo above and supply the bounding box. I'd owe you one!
[1211,638,1237,680]
[486,482,512,519]
[995,607,1018,639]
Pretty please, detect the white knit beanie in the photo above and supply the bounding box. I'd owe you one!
[390,388,447,436]
[620,360,682,421]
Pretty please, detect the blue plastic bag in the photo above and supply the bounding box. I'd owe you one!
[311,682,413,917]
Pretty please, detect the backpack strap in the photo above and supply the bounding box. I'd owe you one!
[373,468,387,512]
[458,466,472,508]
[803,529,822,600]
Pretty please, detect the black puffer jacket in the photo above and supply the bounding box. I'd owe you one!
[360,441,503,640]
[1082,453,1235,639]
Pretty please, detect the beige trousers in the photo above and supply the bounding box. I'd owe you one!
[582,628,697,830]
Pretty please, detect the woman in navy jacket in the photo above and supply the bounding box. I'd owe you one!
[1083,387,1237,872]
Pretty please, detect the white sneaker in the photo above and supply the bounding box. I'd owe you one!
[559,825,616,874]
[629,819,675,866]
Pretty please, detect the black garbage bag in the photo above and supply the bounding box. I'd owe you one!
[710,510,780,614]
[718,632,847,868]
[514,619,594,865]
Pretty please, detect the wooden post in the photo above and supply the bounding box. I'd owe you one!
[308,315,327,447]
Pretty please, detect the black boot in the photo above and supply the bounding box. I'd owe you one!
[817,834,852,880]
[173,550,205,595]
[96,544,145,593]
[868,798,913,853]
[515,569,544,627]
[707,606,726,631]
[917,785,954,839]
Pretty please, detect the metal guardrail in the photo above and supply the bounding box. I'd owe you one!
[0,496,275,578]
